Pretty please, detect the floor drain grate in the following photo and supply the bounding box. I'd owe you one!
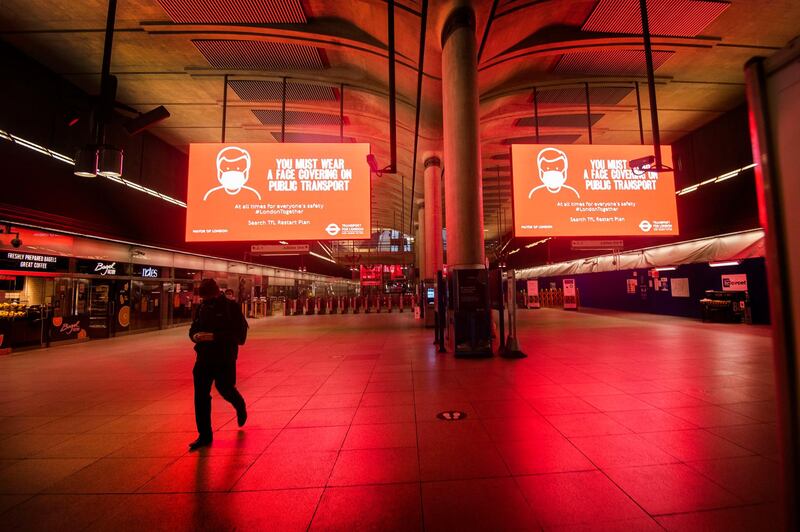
[436,411,467,421]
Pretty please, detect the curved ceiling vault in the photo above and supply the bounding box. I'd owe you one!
[0,0,797,240]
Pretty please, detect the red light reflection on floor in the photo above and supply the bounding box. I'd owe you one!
[0,310,781,529]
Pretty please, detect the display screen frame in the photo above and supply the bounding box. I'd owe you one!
[509,144,680,238]
[185,142,373,242]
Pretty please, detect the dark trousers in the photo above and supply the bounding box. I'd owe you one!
[193,355,246,438]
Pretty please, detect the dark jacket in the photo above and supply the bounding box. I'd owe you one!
[189,295,245,360]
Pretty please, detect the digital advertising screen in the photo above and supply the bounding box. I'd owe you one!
[185,143,371,241]
[511,144,679,237]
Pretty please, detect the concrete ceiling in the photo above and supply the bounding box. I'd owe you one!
[1,0,798,245]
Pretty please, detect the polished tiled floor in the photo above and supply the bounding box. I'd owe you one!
[0,309,782,530]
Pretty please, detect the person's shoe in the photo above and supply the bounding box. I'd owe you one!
[237,406,248,427]
[188,435,212,451]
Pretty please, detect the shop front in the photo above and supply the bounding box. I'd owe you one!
[75,259,131,339]
[0,251,71,349]
[0,223,358,352]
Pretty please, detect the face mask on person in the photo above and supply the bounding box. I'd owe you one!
[219,170,247,192]
[541,170,566,191]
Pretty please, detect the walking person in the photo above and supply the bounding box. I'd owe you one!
[188,278,248,450]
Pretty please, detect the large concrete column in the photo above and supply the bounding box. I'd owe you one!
[441,3,485,268]
[423,152,443,280]
[416,201,426,278]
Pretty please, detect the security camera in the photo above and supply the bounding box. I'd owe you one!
[629,155,655,175]
[11,237,22,248]
[366,154,379,173]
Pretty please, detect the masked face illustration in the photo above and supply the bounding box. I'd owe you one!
[219,170,247,192]
[536,148,569,193]
[216,147,251,194]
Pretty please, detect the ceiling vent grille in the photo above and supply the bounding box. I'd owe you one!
[272,132,356,143]
[229,80,339,102]
[554,49,673,76]
[582,0,729,37]
[515,114,605,128]
[501,134,582,145]
[529,86,633,105]
[252,110,348,127]
[157,0,307,24]
[193,40,327,71]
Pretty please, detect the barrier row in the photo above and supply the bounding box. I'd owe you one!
[533,289,580,308]
[283,295,416,316]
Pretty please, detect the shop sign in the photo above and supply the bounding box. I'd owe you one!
[94,262,118,276]
[76,260,129,276]
[1,251,68,273]
[141,267,159,278]
[563,279,577,309]
[50,315,89,342]
[722,274,748,292]
[132,264,161,278]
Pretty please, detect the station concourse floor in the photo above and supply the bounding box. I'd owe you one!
[0,308,782,531]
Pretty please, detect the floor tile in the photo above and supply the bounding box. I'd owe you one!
[329,447,419,486]
[419,443,509,481]
[45,457,174,494]
[685,455,780,503]
[34,432,140,459]
[605,409,698,433]
[310,483,421,531]
[233,449,337,490]
[140,454,256,492]
[640,429,753,462]
[604,463,741,515]
[287,407,357,428]
[342,422,417,449]
[665,405,759,428]
[517,470,650,527]
[422,477,539,531]
[529,396,599,416]
[655,503,781,531]
[546,412,632,437]
[352,404,416,425]
[269,426,348,451]
[1,494,131,531]
[193,428,279,456]
[583,394,655,412]
[497,437,596,475]
[707,423,780,456]
[569,433,679,468]
[0,458,97,494]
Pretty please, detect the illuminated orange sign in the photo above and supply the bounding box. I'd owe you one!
[185,143,371,241]
[511,144,679,237]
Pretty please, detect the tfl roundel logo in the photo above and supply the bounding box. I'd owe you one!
[325,223,341,236]
[639,220,653,232]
